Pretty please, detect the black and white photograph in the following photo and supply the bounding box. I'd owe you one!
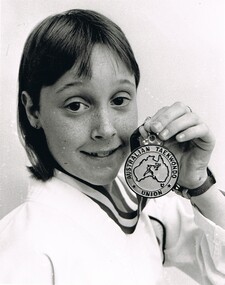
[0,1,225,284]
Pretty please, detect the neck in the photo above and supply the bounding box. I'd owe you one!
[104,182,115,194]
[56,165,114,193]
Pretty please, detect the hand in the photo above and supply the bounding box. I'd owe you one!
[139,102,216,189]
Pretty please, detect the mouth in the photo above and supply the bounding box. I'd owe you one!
[81,146,121,158]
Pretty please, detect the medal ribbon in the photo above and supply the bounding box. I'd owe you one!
[55,168,147,234]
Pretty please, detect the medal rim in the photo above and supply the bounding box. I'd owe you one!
[124,144,179,198]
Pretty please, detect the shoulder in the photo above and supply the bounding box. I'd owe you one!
[0,190,54,283]
[0,177,84,282]
[0,175,98,249]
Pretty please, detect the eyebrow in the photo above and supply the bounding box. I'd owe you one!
[118,79,136,87]
[56,78,136,94]
[56,81,84,94]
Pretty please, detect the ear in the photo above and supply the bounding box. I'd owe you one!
[21,91,41,129]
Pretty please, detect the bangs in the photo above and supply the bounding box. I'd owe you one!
[21,10,139,94]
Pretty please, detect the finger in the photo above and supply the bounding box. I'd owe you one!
[150,102,191,133]
[143,107,168,133]
[139,125,148,139]
[151,106,169,121]
[141,107,169,133]
[157,112,200,141]
[175,123,215,149]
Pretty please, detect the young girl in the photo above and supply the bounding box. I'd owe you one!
[0,9,224,285]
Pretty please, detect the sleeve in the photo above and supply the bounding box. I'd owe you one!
[145,192,225,285]
[0,242,54,285]
[0,207,54,285]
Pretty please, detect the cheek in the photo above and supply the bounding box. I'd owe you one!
[118,109,138,141]
[126,103,139,130]
[40,116,85,156]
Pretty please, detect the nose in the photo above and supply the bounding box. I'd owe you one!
[91,108,117,140]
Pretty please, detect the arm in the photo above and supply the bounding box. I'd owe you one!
[146,191,225,285]
[139,102,225,284]
[191,186,225,229]
[139,101,225,229]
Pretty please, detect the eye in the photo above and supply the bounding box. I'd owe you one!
[65,100,89,113]
[111,94,131,107]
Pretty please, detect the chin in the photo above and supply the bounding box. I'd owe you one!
[87,169,119,186]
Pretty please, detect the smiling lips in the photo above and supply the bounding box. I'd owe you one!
[81,146,121,158]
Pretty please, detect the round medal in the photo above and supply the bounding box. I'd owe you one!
[124,132,179,198]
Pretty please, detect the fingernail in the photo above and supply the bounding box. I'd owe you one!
[177,133,185,141]
[151,121,162,132]
[161,129,169,139]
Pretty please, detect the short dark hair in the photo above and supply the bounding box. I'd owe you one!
[18,9,140,181]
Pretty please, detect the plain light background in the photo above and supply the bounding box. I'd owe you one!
[0,1,224,284]
[1,0,225,217]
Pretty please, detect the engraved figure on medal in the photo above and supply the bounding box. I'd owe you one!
[124,132,179,198]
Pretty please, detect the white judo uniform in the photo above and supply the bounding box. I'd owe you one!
[0,170,224,285]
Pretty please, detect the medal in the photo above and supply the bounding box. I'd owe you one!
[124,131,179,198]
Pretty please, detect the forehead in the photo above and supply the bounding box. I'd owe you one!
[56,45,135,88]
[89,45,134,79]
[41,45,136,96]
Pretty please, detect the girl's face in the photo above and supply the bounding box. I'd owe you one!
[38,45,138,186]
